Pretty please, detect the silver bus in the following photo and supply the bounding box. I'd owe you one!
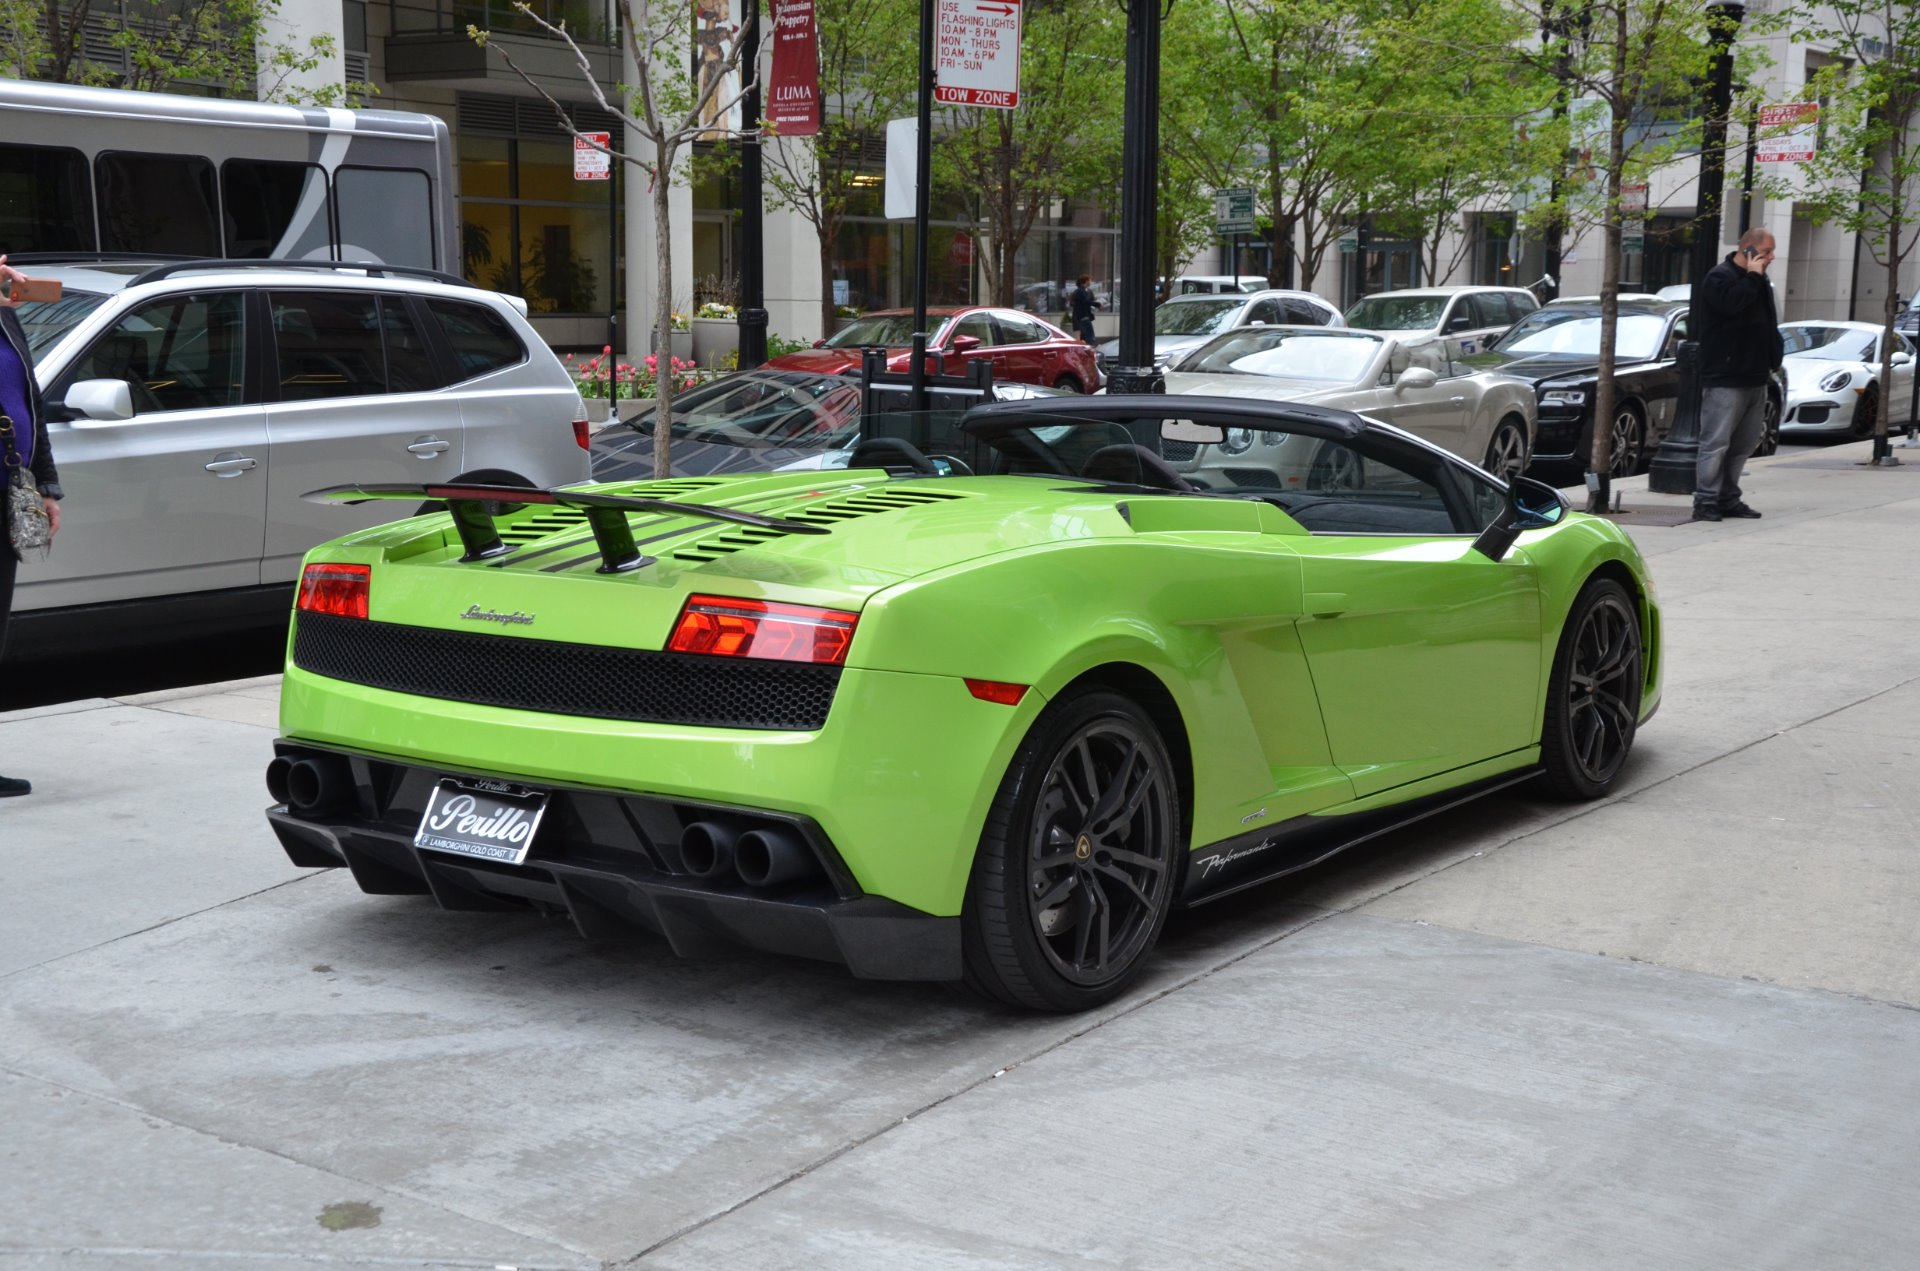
[0,78,456,273]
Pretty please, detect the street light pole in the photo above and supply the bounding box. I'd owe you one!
[1107,0,1164,395]
[1648,2,1745,495]
[737,0,769,370]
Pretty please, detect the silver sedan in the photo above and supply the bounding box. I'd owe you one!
[1160,326,1538,480]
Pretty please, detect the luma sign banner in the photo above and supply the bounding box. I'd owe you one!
[769,0,821,136]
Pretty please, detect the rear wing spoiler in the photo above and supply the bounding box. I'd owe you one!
[303,483,827,574]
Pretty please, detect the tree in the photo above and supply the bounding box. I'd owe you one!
[759,0,917,335]
[0,0,370,104]
[1784,0,1920,457]
[474,0,755,477]
[1155,1,1263,284]
[929,0,1122,306]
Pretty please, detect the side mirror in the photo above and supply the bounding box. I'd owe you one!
[948,334,983,354]
[1162,418,1227,445]
[1472,475,1567,561]
[1445,314,1475,333]
[61,378,136,423]
[1396,366,1439,392]
[1893,350,1912,366]
[812,338,827,349]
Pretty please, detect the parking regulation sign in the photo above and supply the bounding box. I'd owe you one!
[935,0,1022,110]
[574,132,611,180]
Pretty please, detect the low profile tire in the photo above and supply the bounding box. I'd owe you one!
[1608,405,1646,477]
[1053,375,1085,394]
[1757,393,1781,455]
[415,469,535,517]
[1540,577,1644,800]
[1852,384,1879,440]
[962,690,1181,1012]
[1482,415,1530,482]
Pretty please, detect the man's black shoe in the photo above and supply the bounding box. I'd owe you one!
[1721,501,1763,518]
[1692,504,1723,522]
[0,776,30,798]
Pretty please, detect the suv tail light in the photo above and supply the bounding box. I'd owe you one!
[297,563,370,619]
[668,595,858,665]
[572,415,592,450]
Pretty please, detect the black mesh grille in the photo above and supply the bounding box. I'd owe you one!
[293,613,840,730]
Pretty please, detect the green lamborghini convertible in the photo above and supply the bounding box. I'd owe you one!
[264,396,1659,1011]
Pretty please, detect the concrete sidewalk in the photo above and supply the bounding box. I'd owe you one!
[3,438,1917,1270]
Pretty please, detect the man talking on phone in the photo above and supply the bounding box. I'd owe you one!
[1691,226,1783,522]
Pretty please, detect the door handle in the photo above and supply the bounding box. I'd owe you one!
[204,453,257,477]
[407,437,451,457]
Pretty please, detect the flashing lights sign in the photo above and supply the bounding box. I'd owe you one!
[935,0,1023,110]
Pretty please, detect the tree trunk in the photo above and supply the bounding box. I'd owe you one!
[652,159,676,479]
[1587,29,1628,513]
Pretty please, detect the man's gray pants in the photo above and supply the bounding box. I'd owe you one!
[1697,384,1767,509]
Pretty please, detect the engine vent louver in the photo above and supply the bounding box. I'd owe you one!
[489,480,728,547]
[671,488,968,564]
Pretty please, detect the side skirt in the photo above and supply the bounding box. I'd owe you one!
[1180,766,1542,907]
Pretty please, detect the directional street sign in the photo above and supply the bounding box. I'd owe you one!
[935,0,1023,110]
[1214,187,1256,234]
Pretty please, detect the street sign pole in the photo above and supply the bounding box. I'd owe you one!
[1110,0,1162,395]
[911,0,934,412]
[738,1,768,371]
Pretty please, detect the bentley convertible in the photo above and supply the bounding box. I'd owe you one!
[263,397,1661,1012]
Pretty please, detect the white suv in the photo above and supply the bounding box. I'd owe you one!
[1344,286,1540,359]
[8,257,590,655]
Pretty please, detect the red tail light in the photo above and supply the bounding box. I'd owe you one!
[668,595,859,665]
[572,417,592,449]
[964,678,1029,706]
[297,563,370,619]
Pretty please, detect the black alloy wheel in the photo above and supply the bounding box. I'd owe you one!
[1853,384,1879,440]
[963,690,1181,1011]
[1609,406,1646,477]
[1757,393,1781,455]
[1540,577,1644,800]
[1309,442,1366,491]
[1483,416,1531,483]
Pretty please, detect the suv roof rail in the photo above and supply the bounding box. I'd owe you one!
[2,252,202,267]
[127,258,478,290]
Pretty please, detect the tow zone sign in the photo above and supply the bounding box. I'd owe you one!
[935,0,1022,109]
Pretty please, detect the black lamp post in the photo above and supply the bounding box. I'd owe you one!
[1648,2,1745,494]
[1106,0,1165,395]
[736,0,769,370]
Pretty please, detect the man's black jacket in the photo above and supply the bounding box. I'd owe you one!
[1695,253,1783,388]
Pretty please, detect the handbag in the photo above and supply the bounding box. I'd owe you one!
[1,413,53,559]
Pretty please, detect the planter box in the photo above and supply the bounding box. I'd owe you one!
[582,396,612,424]
[671,329,693,362]
[691,317,739,368]
[614,398,654,423]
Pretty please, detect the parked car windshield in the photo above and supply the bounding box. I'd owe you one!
[1345,294,1446,330]
[14,290,114,358]
[1782,326,1876,361]
[622,370,862,445]
[1153,298,1245,336]
[1496,309,1669,360]
[1179,329,1382,381]
[821,314,924,348]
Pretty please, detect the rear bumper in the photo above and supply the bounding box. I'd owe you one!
[265,739,960,981]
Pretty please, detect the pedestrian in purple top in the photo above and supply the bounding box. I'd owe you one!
[1,254,66,797]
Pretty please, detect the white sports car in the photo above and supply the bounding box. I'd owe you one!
[1780,320,1918,438]
[1160,326,1538,481]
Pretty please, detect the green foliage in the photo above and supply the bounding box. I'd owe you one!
[0,0,373,105]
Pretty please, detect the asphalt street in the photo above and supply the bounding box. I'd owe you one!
[3,436,1918,1269]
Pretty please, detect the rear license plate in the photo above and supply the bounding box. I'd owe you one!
[414,779,548,866]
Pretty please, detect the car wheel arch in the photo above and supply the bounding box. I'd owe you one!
[1052,662,1195,861]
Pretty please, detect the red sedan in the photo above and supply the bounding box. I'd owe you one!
[764,306,1102,393]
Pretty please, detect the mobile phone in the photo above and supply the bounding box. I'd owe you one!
[5,276,61,303]
[1743,247,1759,260]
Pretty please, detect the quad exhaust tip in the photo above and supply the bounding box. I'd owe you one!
[269,753,352,816]
[681,821,818,889]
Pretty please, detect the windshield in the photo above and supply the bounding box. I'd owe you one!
[622,371,862,446]
[16,290,113,358]
[1782,326,1875,361]
[1178,329,1382,381]
[822,314,923,348]
[1345,294,1446,331]
[1153,298,1245,336]
[1495,310,1669,360]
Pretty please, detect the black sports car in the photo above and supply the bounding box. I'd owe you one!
[1466,299,1780,479]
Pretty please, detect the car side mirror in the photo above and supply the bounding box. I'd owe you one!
[1446,315,1475,333]
[1473,475,1567,561]
[948,334,983,354]
[1893,350,1912,366]
[812,338,827,348]
[1396,366,1439,392]
[61,378,136,423]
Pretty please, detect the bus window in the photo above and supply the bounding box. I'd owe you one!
[335,167,434,269]
[0,143,96,255]
[223,159,333,260]
[96,152,218,256]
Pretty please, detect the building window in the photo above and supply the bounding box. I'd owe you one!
[458,122,618,316]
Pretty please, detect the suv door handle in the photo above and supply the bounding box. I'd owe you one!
[204,453,257,477]
[408,436,451,457]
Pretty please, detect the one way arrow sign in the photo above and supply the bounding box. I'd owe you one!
[934,0,1023,110]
